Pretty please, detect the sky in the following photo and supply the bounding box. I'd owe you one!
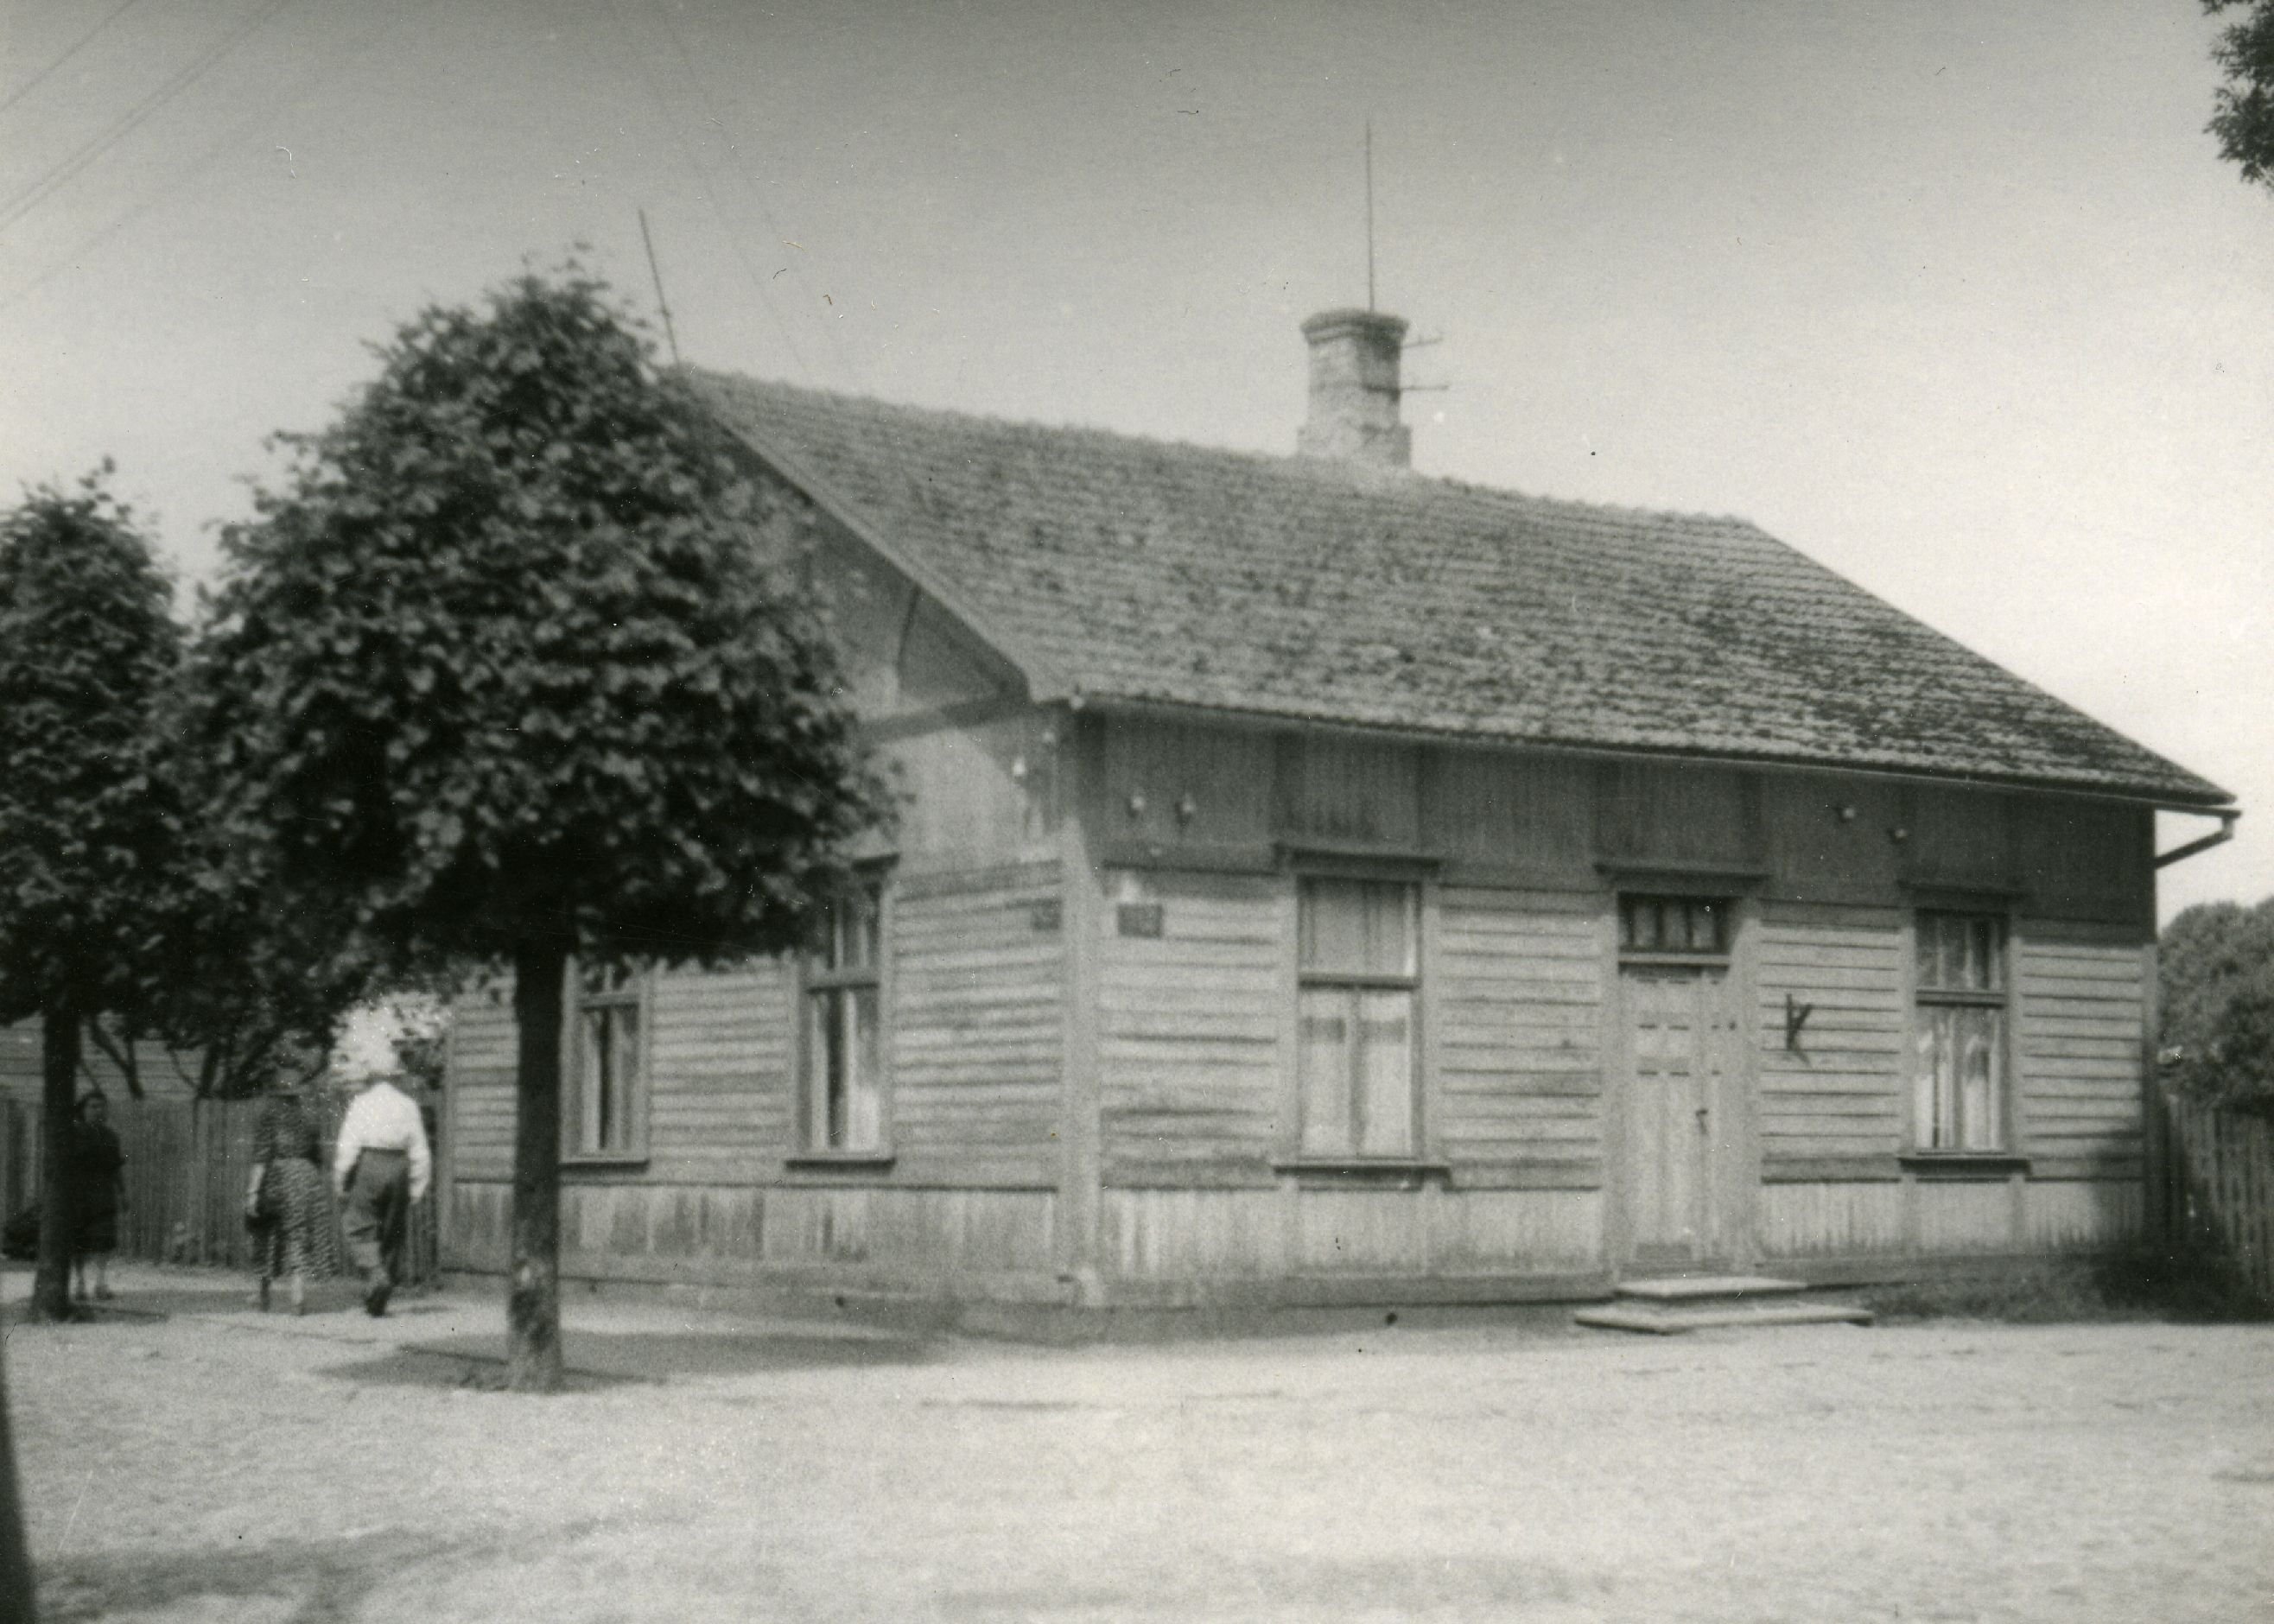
[3,0,2269,920]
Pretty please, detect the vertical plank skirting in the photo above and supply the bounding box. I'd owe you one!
[1756,1181,1907,1258]
[452,1180,1059,1284]
[2020,1180,2144,1252]
[1099,1187,1603,1282]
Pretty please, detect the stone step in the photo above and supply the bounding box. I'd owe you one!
[1574,1298,1874,1337]
[1613,1274,1810,1304]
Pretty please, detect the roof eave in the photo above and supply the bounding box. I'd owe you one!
[1076,691,2236,812]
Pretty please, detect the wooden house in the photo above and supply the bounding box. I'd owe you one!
[439,308,2236,1316]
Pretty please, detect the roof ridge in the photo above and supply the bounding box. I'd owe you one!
[685,365,1769,533]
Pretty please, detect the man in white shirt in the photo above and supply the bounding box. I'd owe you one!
[333,1072,432,1316]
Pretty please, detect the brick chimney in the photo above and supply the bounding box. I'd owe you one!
[1297,308,1410,469]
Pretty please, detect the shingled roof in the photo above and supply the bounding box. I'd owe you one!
[693,371,2228,809]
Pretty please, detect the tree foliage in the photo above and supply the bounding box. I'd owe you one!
[83,884,372,1102]
[2161,897,2274,1112]
[2206,0,2274,191]
[192,267,886,974]
[192,266,890,1386]
[0,468,181,1027]
[0,466,181,1323]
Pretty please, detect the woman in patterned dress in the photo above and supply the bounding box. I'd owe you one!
[246,1084,337,1313]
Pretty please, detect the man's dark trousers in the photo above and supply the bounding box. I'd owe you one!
[342,1147,410,1310]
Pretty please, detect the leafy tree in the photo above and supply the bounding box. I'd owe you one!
[2160,897,2274,1112]
[84,874,375,1101]
[0,468,181,1323]
[2206,0,2274,191]
[192,267,890,1391]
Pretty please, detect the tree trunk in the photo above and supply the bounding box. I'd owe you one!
[32,1006,79,1323]
[0,1327,37,1621]
[507,941,567,1392]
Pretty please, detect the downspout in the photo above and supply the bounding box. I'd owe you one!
[2154,809,2239,870]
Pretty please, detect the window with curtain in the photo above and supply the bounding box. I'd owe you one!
[1911,911,2008,1152]
[1297,877,1419,1158]
[568,962,645,1159]
[804,880,886,1153]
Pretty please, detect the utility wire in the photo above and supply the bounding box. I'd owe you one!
[648,0,868,396]
[597,0,819,385]
[0,0,149,117]
[0,0,299,238]
[0,1,416,315]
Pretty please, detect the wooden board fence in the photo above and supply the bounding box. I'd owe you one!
[4,1094,439,1284]
[2160,1093,2274,1304]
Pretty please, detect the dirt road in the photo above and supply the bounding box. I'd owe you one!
[7,1266,2271,1621]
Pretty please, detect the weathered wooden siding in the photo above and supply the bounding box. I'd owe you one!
[1425,748,1592,884]
[1281,734,1420,847]
[1100,1186,1602,1291]
[1901,783,2013,891]
[807,525,1023,719]
[1761,773,1902,904]
[448,1179,1058,1289]
[2022,1179,2144,1251]
[642,962,793,1180]
[881,707,1061,864]
[2017,799,2151,928]
[447,987,517,1183]
[439,689,2171,1300]
[1098,869,1281,1186]
[1913,1180,2019,1253]
[890,862,1064,1186]
[1597,760,1758,869]
[1755,904,1904,1180]
[2017,927,2148,1180]
[1433,889,1603,1188]
[1101,714,1273,856]
[1756,1180,1908,1259]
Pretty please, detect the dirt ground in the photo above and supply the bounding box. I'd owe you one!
[3,1265,2270,1623]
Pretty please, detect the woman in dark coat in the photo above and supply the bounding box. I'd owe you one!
[66,1093,127,1304]
[245,1085,337,1313]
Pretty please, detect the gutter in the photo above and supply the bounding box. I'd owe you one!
[2155,808,2240,870]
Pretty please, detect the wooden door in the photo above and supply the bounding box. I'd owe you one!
[1622,966,1732,1262]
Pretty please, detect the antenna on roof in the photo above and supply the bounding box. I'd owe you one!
[638,206,683,367]
[1364,120,1376,312]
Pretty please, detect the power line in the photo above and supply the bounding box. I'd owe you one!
[0,0,300,238]
[647,0,868,396]
[0,0,149,118]
[597,0,819,384]
[0,2,417,315]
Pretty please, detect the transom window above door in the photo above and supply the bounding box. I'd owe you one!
[1619,895,1729,956]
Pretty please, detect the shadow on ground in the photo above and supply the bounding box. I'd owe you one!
[3,1276,440,1325]
[37,1519,613,1624]
[322,1326,943,1389]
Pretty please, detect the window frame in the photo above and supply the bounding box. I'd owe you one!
[1286,870,1429,1169]
[1905,907,2017,1162]
[1616,892,1735,966]
[790,873,895,1167]
[561,960,652,1166]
